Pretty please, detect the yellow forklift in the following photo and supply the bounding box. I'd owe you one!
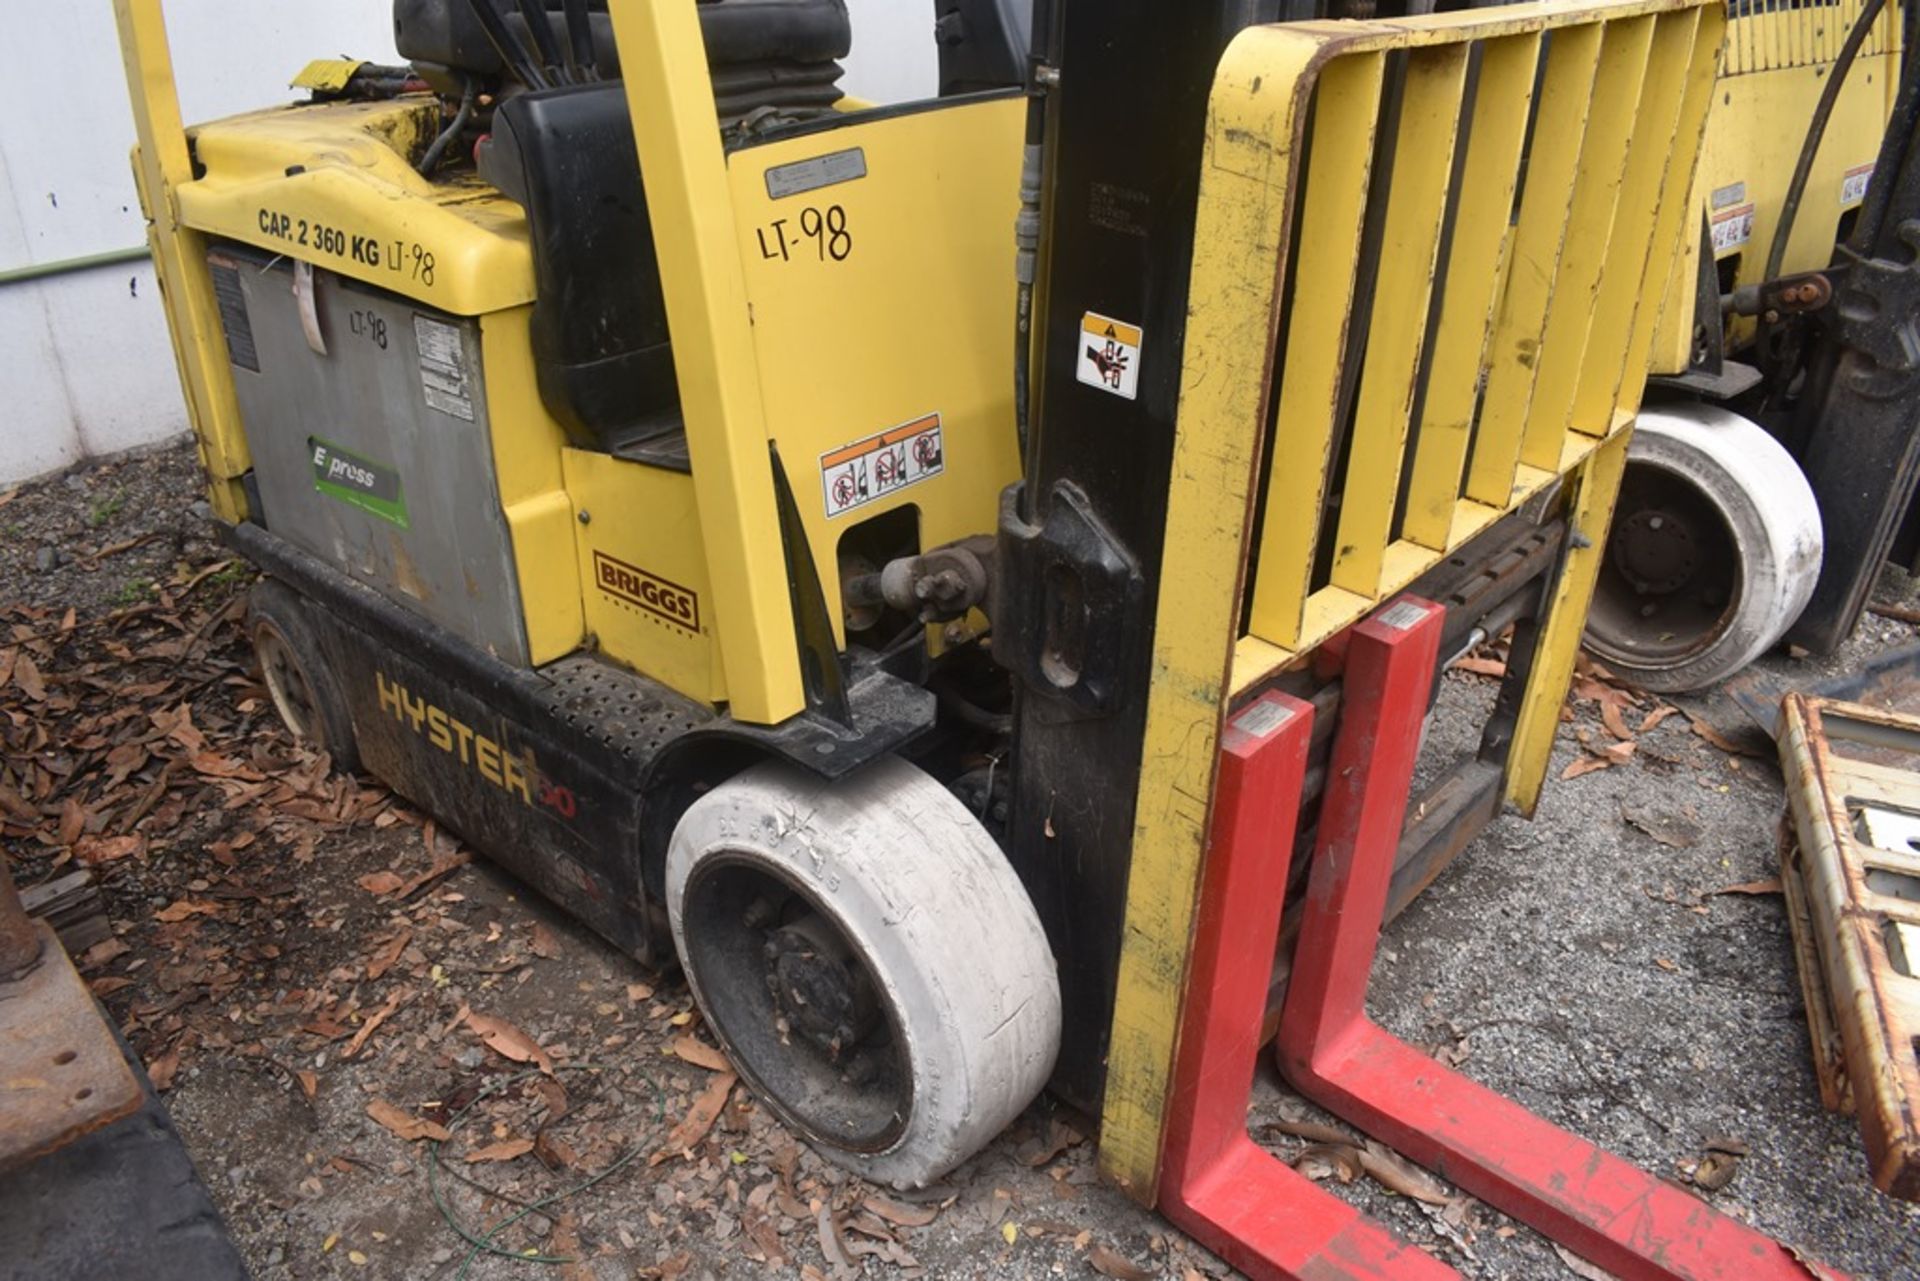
[117,0,1721,1216]
[1587,0,1910,691]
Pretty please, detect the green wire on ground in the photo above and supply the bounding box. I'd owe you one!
[424,1061,666,1278]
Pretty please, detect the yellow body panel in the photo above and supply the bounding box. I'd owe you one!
[1101,0,1724,1200]
[726,99,1027,646]
[480,307,585,666]
[114,0,253,520]
[1649,2,1901,374]
[292,60,367,93]
[611,0,807,725]
[180,100,534,317]
[565,450,728,701]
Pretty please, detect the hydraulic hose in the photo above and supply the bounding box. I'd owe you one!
[562,0,597,80]
[465,0,550,89]
[1763,0,1888,285]
[417,76,479,176]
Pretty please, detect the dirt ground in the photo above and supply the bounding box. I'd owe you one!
[4,436,1919,1280]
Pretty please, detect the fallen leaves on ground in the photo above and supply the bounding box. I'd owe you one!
[1089,1243,1153,1280]
[367,1099,451,1143]
[464,1008,557,1075]
[669,1033,731,1072]
[652,1070,737,1165]
[1554,1242,1620,1280]
[1687,1136,1749,1192]
[1709,877,1784,897]
[464,1137,535,1164]
[1622,801,1703,849]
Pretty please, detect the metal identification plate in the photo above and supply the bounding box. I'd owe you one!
[766,148,868,200]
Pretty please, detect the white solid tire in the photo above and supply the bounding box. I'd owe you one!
[1586,403,1822,693]
[666,756,1060,1188]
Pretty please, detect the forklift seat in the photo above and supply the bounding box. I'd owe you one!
[416,0,855,457]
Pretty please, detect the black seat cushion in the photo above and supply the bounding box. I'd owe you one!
[394,0,853,80]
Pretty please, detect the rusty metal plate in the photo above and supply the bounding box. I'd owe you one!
[1778,696,1920,1200]
[0,922,144,1173]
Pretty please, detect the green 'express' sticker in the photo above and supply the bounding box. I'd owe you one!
[308,437,409,529]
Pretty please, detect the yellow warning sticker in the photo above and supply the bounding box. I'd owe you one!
[819,413,944,518]
[1078,312,1143,400]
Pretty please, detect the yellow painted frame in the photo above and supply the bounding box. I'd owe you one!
[113,0,253,522]
[1099,0,1725,1200]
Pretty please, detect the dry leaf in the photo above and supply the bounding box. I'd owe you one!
[1655,957,1679,972]
[1455,655,1508,679]
[1709,877,1783,897]
[1294,1142,1365,1183]
[147,1046,181,1092]
[1562,754,1616,780]
[1601,700,1633,742]
[153,898,220,923]
[366,1099,450,1143]
[670,1035,732,1072]
[364,928,412,982]
[465,1010,556,1075]
[357,871,405,896]
[817,1205,855,1270]
[863,1195,939,1229]
[465,1137,535,1164]
[1356,1142,1452,1206]
[1553,1243,1618,1280]
[296,1070,318,1101]
[57,798,86,847]
[1622,803,1702,850]
[1089,1244,1153,1280]
[1264,1119,1356,1147]
[627,982,654,1004]
[1689,715,1763,757]
[75,834,143,864]
[342,987,407,1060]
[651,1071,737,1165]
[13,651,45,702]
[1638,705,1679,734]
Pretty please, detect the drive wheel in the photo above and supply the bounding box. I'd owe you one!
[1584,403,1822,693]
[248,581,360,772]
[666,756,1059,1188]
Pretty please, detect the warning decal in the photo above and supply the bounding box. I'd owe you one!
[820,413,944,519]
[1078,312,1143,400]
[1842,162,1875,206]
[1710,202,1754,254]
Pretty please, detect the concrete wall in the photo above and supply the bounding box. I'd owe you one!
[0,1,937,486]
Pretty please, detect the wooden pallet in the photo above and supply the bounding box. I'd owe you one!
[1778,696,1920,1200]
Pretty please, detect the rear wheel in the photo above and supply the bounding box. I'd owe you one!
[248,581,360,772]
[1585,403,1822,693]
[665,756,1059,1188]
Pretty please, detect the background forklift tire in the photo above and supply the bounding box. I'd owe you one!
[247,581,361,773]
[666,757,1060,1189]
[1584,403,1823,693]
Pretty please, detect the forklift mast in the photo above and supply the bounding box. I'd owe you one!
[998,0,1291,1117]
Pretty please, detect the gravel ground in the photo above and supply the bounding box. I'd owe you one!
[6,437,1920,1279]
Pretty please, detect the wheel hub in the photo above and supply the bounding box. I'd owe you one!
[256,623,320,741]
[762,913,877,1059]
[1613,506,1697,596]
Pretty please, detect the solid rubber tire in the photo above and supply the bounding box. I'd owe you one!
[247,580,362,773]
[1586,403,1822,693]
[665,756,1060,1188]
